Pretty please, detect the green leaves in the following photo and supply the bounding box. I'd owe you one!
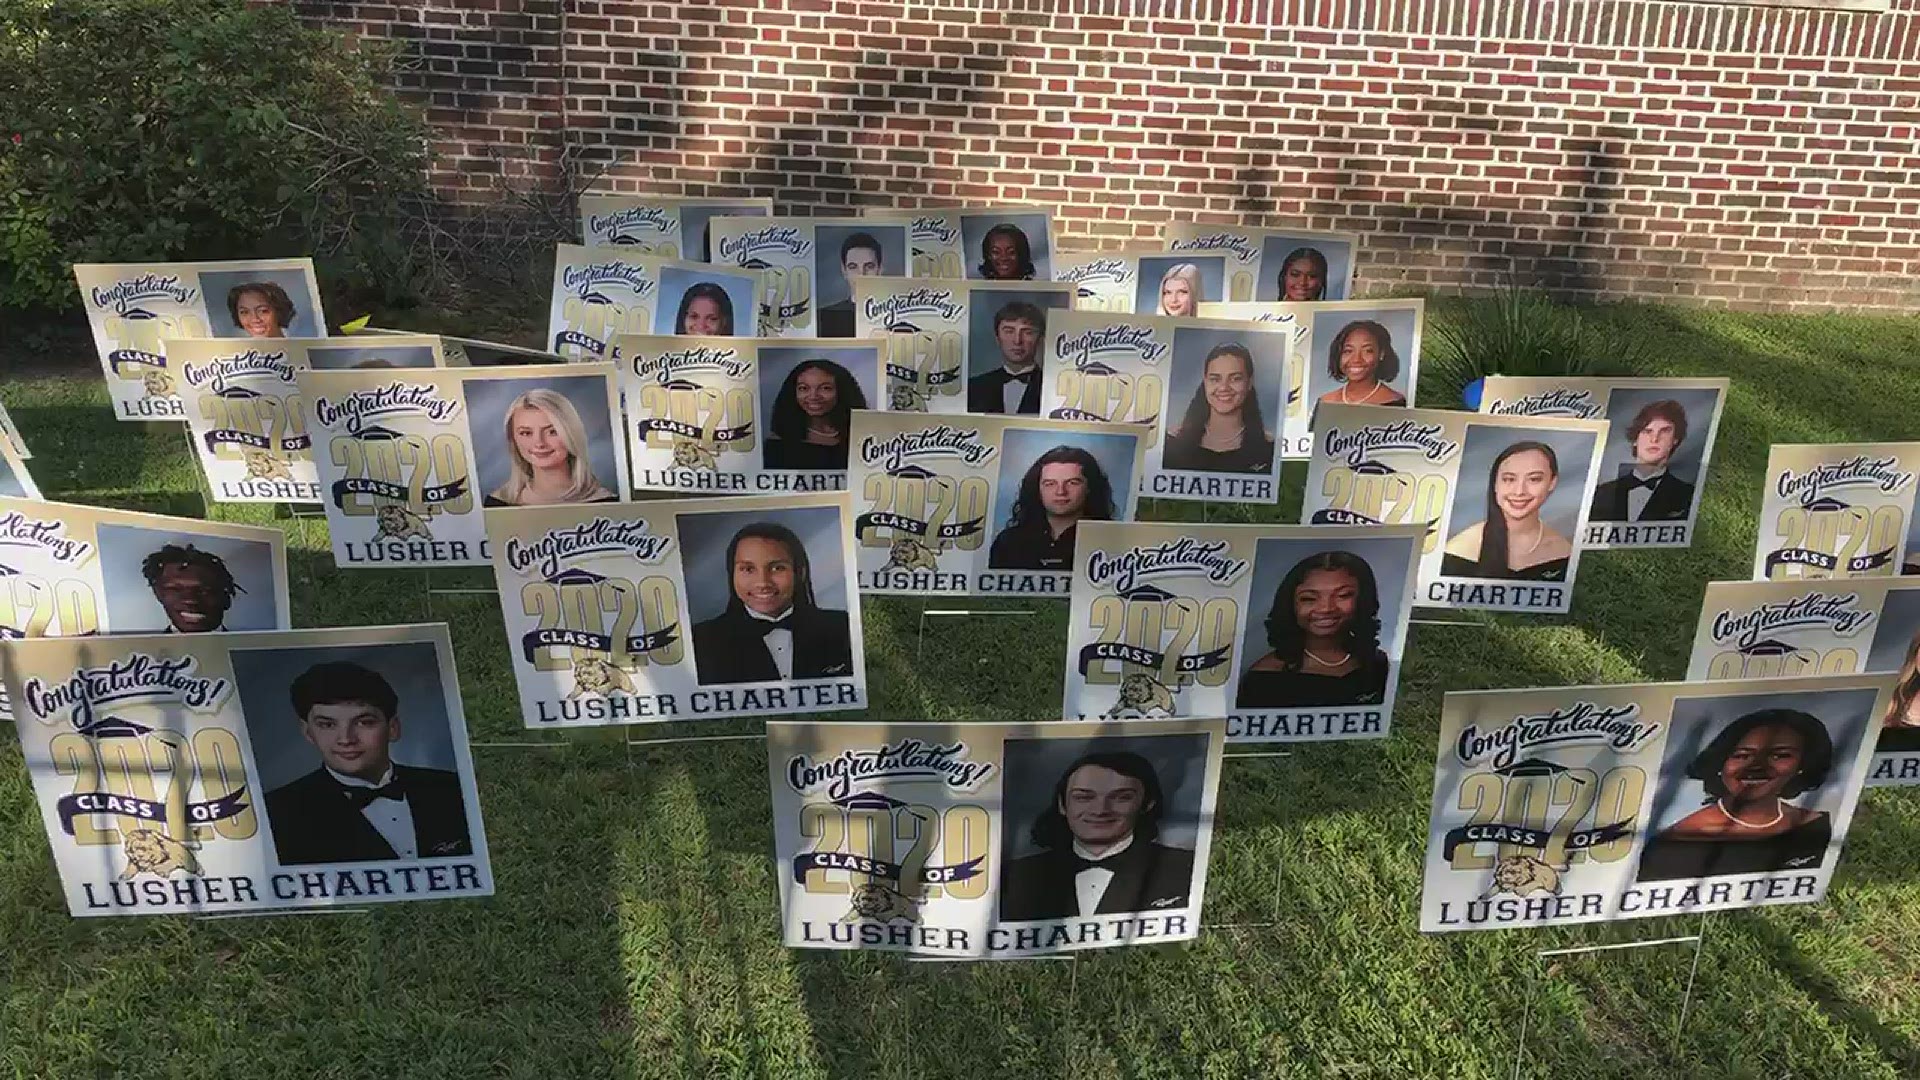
[1420,287,1657,409]
[0,0,431,314]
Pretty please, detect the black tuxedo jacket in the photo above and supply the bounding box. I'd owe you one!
[264,765,473,866]
[1588,469,1695,522]
[690,606,855,686]
[998,839,1196,921]
[966,368,1040,415]
[816,301,855,339]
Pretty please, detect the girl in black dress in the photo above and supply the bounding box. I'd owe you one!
[1235,550,1389,709]
[763,359,868,471]
[1161,343,1276,474]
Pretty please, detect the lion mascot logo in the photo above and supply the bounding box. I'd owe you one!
[120,827,200,880]
[842,881,920,924]
[374,503,432,542]
[888,383,928,412]
[1486,853,1563,897]
[243,449,294,481]
[880,536,941,573]
[672,441,718,471]
[1104,672,1177,720]
[142,370,175,398]
[569,655,635,699]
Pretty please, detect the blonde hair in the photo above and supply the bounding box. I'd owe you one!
[1157,263,1203,316]
[491,389,613,505]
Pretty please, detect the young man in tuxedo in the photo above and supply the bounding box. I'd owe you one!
[690,521,854,686]
[263,660,473,865]
[966,301,1046,415]
[815,232,884,338]
[998,749,1196,921]
[1588,399,1695,522]
[987,446,1114,571]
[141,544,241,633]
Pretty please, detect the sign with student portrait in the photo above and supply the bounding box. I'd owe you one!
[1751,442,1920,582]
[612,334,885,495]
[852,278,1075,416]
[768,717,1223,959]
[166,338,322,504]
[4,624,493,917]
[1421,674,1888,932]
[300,364,627,569]
[1301,404,1607,614]
[1482,376,1728,550]
[867,206,1058,281]
[439,336,567,367]
[1687,577,1920,787]
[577,195,773,259]
[1038,309,1291,503]
[547,244,760,361]
[1052,250,1231,315]
[706,217,912,338]
[1163,223,1359,302]
[848,410,1147,599]
[485,492,866,727]
[73,259,327,421]
[302,334,446,372]
[1063,521,1421,743]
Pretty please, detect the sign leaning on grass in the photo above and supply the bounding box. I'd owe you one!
[577,194,772,257]
[1051,249,1232,313]
[546,244,761,361]
[0,435,41,500]
[300,364,628,569]
[166,338,322,504]
[0,400,30,459]
[1751,442,1920,581]
[612,334,886,495]
[848,410,1147,598]
[768,717,1223,958]
[706,216,914,338]
[1036,309,1291,503]
[1163,222,1359,302]
[853,278,1075,415]
[1300,404,1608,614]
[1481,376,1729,549]
[73,258,328,422]
[484,492,866,727]
[5,624,493,917]
[1421,674,1889,932]
[1686,577,1920,788]
[864,205,1059,280]
[1062,521,1422,743]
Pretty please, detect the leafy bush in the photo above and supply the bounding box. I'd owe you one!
[0,0,431,314]
[1422,286,1654,407]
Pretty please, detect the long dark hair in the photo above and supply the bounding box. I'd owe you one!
[1277,247,1328,301]
[1004,446,1115,532]
[721,522,817,616]
[1327,320,1401,383]
[676,282,735,335]
[1169,343,1268,452]
[1476,440,1559,577]
[1687,708,1835,800]
[1261,551,1381,666]
[770,360,866,443]
[1888,631,1920,729]
[1029,750,1165,849]
[977,223,1036,280]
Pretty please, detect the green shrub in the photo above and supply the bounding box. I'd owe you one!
[1421,287,1654,407]
[0,0,431,314]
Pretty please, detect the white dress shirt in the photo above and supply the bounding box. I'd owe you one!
[1002,365,1035,414]
[746,606,795,680]
[1072,833,1134,916]
[1626,468,1666,521]
[328,764,417,858]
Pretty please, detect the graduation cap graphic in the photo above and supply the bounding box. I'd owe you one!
[1495,757,1586,782]
[355,424,405,442]
[547,567,609,587]
[661,378,703,392]
[74,715,155,740]
[578,291,616,306]
[1352,459,1398,476]
[888,464,939,481]
[216,386,262,400]
[1738,638,1803,657]
[607,236,642,246]
[886,322,926,334]
[1075,361,1121,377]
[120,307,160,320]
[1119,584,1179,603]
[739,258,775,271]
[1803,496,1851,512]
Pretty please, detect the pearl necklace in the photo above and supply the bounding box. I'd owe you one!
[1302,646,1351,668]
[1714,797,1784,829]
[1339,381,1389,405]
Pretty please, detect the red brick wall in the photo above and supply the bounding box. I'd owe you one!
[296,0,1920,311]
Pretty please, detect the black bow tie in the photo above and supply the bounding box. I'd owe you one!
[752,613,794,635]
[1006,369,1035,385]
[342,777,405,809]
[1626,473,1664,491]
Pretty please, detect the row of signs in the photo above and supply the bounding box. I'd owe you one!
[2,615,1902,951]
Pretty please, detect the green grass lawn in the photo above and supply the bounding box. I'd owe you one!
[4,300,1920,1078]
